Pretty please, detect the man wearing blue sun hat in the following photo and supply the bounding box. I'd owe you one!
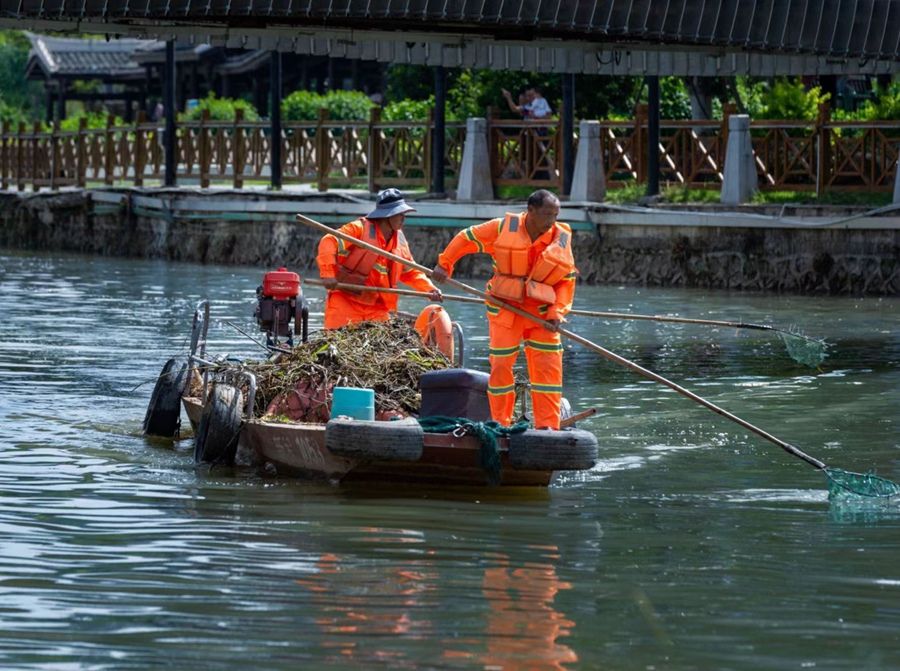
[316,188,442,329]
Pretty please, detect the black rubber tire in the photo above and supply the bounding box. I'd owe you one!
[194,384,243,466]
[143,356,190,438]
[326,417,423,462]
[508,428,598,471]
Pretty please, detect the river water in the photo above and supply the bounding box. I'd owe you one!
[1,249,899,670]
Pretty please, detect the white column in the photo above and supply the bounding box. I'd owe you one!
[570,120,606,202]
[456,118,493,201]
[721,114,757,205]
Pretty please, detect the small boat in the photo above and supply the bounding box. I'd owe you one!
[143,283,599,487]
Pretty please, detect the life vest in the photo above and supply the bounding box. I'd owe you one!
[335,218,407,306]
[489,213,575,304]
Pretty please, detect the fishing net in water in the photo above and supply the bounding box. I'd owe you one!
[778,330,828,368]
[246,317,451,421]
[825,468,900,500]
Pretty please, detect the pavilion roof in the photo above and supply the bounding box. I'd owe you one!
[6,1,900,64]
[24,32,155,80]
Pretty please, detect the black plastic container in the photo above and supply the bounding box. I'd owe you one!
[419,368,491,421]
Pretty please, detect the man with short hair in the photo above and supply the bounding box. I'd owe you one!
[432,190,577,430]
[317,188,442,329]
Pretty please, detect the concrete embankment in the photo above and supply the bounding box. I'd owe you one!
[1,188,897,295]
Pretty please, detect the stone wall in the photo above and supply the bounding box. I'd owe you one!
[1,189,897,295]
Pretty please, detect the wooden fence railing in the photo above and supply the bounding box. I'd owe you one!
[0,105,896,195]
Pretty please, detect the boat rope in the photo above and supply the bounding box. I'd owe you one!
[417,416,530,485]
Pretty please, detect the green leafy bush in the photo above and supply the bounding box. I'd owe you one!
[382,96,434,122]
[856,80,900,120]
[738,77,829,121]
[281,90,372,121]
[179,92,259,122]
[59,110,124,131]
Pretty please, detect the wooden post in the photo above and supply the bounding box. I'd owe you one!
[646,76,660,196]
[164,39,177,187]
[76,117,87,188]
[634,104,647,183]
[367,106,381,193]
[431,65,446,195]
[50,121,59,190]
[32,121,40,192]
[424,107,433,193]
[316,107,329,192]
[199,108,210,188]
[561,72,576,195]
[17,122,25,191]
[134,111,146,187]
[816,102,831,197]
[0,121,8,190]
[104,114,115,186]
[269,51,283,190]
[233,107,245,189]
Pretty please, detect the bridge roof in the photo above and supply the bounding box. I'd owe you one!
[4,1,900,75]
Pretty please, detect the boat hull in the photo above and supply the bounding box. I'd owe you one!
[184,396,595,486]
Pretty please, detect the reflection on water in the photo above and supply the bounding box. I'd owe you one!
[1,249,900,669]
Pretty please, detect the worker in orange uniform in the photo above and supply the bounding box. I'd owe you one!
[317,188,442,329]
[432,190,576,430]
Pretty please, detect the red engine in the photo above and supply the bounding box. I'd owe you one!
[255,267,308,346]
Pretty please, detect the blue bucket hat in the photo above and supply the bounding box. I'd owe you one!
[367,188,416,219]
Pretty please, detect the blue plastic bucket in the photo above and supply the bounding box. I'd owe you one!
[330,387,375,421]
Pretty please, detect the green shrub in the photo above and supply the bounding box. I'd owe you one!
[0,98,28,126]
[179,92,259,122]
[856,81,900,120]
[281,90,372,121]
[738,77,829,121]
[59,110,124,131]
[382,96,434,122]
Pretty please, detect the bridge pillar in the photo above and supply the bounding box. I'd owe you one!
[570,121,606,202]
[721,115,757,205]
[456,118,493,201]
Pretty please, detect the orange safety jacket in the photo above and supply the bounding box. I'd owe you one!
[437,212,578,321]
[490,212,576,304]
[317,218,435,309]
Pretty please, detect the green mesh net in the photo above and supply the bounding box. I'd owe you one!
[826,468,900,500]
[778,331,828,368]
[418,416,530,485]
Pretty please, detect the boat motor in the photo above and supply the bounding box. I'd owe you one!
[255,267,309,347]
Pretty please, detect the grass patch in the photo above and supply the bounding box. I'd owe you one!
[751,190,892,206]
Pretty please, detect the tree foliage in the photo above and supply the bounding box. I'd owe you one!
[281,89,372,121]
[737,77,830,120]
[179,92,260,122]
[0,31,45,122]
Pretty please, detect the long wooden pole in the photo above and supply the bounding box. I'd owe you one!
[304,278,803,336]
[298,212,827,471]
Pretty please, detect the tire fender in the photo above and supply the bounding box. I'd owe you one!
[143,356,189,438]
[508,428,598,471]
[326,417,423,462]
[194,383,243,466]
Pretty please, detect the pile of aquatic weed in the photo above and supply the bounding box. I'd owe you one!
[246,317,451,420]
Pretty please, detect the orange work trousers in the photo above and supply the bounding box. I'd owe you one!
[487,310,563,430]
[324,290,390,329]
